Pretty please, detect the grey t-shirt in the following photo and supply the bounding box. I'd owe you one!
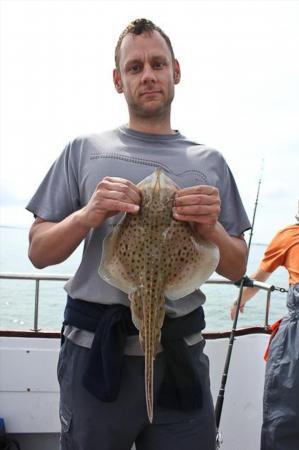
[27,126,251,352]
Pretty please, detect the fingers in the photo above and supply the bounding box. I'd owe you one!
[174,194,217,207]
[98,177,141,204]
[175,185,218,198]
[82,177,141,228]
[230,304,245,320]
[94,197,139,214]
[95,177,141,210]
[172,212,217,224]
[173,185,220,224]
[99,190,140,211]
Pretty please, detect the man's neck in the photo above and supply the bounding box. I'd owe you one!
[127,116,175,136]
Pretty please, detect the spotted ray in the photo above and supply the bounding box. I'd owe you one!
[99,168,220,422]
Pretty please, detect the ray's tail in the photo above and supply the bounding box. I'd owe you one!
[130,289,165,423]
[142,303,164,423]
[145,346,154,423]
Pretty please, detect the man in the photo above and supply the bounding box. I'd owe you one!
[27,19,250,450]
[230,209,299,450]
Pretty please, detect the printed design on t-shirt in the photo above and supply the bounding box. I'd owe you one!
[90,152,208,184]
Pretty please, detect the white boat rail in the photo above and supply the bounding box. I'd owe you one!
[0,272,288,333]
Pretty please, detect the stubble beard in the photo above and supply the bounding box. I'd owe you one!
[127,90,174,122]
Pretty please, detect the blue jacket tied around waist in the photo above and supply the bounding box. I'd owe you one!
[62,295,206,411]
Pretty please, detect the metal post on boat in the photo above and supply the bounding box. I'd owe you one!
[0,272,71,332]
[32,279,41,332]
[264,289,272,328]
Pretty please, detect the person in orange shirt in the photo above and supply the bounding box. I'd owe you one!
[230,206,299,450]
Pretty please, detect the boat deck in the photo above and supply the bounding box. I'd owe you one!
[0,273,282,450]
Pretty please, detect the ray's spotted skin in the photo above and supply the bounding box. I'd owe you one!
[99,168,219,422]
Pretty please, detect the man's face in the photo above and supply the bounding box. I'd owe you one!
[113,30,180,120]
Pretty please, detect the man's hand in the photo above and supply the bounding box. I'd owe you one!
[28,176,141,268]
[78,176,141,229]
[230,301,246,320]
[173,184,247,280]
[172,185,221,240]
[230,269,271,319]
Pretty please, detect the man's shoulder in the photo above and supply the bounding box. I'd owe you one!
[60,129,121,161]
[270,224,299,244]
[181,133,223,155]
[70,128,120,148]
[279,224,299,235]
[185,139,226,164]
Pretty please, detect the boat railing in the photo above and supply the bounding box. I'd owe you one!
[0,272,288,333]
[0,272,70,333]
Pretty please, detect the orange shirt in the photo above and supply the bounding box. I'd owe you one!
[259,224,299,285]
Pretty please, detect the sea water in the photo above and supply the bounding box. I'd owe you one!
[0,226,288,332]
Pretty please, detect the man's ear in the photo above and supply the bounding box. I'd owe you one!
[113,69,123,93]
[173,59,181,85]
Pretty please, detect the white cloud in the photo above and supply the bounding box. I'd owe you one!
[1,0,298,243]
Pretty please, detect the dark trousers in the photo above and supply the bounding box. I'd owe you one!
[261,284,299,450]
[58,338,216,450]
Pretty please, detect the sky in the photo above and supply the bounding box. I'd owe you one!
[0,0,298,244]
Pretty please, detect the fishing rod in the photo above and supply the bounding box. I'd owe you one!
[215,160,264,448]
[246,159,264,264]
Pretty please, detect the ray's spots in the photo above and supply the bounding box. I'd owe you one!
[98,168,219,422]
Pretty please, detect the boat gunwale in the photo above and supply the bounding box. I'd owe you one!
[0,326,272,340]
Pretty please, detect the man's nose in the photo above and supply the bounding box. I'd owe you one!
[141,64,157,83]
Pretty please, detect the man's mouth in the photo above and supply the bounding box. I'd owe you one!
[140,90,162,96]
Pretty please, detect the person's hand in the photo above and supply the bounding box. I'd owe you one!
[172,185,221,240]
[230,300,246,320]
[79,176,141,229]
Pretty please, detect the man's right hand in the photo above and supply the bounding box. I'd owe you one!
[230,301,246,320]
[28,176,141,268]
[229,268,271,320]
[78,176,141,229]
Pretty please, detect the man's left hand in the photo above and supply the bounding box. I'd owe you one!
[173,185,221,240]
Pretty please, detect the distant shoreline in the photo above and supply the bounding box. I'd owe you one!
[0,225,268,246]
[0,224,30,231]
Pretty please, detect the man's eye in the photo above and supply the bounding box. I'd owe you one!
[129,65,141,73]
[153,62,165,69]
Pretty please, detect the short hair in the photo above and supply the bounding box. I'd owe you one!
[115,18,175,70]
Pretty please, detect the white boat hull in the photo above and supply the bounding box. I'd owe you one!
[0,332,269,450]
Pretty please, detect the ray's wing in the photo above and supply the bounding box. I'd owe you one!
[99,168,165,294]
[163,220,220,300]
[98,214,145,294]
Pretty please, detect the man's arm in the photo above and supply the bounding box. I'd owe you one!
[230,268,271,320]
[173,185,247,281]
[198,222,247,280]
[28,177,141,268]
[29,214,90,269]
